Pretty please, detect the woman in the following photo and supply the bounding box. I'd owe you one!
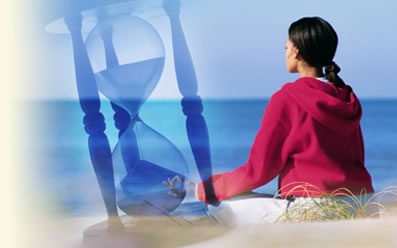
[165,17,374,225]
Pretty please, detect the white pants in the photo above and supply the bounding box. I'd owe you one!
[205,192,376,227]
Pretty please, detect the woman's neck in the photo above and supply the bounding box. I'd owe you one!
[298,63,323,78]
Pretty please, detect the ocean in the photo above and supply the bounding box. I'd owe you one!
[26,99,397,216]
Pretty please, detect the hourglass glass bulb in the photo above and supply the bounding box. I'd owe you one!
[113,120,189,216]
[85,14,165,116]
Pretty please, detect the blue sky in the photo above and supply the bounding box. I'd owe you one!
[23,0,397,99]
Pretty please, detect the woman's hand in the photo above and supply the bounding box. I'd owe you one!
[163,175,196,199]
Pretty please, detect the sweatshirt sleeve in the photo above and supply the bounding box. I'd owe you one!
[196,92,290,202]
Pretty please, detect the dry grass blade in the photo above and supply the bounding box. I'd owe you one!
[271,183,397,223]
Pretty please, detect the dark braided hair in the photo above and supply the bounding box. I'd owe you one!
[288,17,345,88]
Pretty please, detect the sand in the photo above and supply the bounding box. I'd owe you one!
[26,201,397,248]
[28,213,397,248]
[185,216,397,248]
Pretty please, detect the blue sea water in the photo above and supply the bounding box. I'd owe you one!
[28,99,397,216]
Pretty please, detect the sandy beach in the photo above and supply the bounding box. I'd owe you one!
[29,204,397,248]
[185,216,397,248]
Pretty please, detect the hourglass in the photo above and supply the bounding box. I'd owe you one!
[46,0,215,234]
[83,13,189,215]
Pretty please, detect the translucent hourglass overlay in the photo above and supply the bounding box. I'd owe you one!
[85,15,165,116]
[112,120,189,216]
[85,15,187,215]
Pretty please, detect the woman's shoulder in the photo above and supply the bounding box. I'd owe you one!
[269,82,295,103]
[265,83,298,123]
[265,81,304,128]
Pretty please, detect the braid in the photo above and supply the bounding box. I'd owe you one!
[325,61,345,88]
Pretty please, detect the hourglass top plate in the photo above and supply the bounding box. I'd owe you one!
[45,0,192,34]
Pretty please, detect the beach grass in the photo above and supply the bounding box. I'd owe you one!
[273,183,397,223]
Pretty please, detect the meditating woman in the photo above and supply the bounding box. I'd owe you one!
[165,16,374,224]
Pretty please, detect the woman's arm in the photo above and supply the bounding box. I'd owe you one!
[196,93,290,202]
[164,91,290,202]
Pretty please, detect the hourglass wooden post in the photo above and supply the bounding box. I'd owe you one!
[164,0,217,201]
[64,14,123,227]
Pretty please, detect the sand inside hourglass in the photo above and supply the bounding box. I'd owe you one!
[112,120,189,216]
[95,56,165,115]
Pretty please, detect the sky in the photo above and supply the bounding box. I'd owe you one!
[16,0,397,100]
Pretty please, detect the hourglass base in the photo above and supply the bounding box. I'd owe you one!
[118,191,183,216]
[82,215,146,248]
[82,205,226,248]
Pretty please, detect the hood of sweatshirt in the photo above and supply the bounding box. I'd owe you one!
[284,77,362,136]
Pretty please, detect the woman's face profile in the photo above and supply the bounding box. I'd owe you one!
[285,38,298,73]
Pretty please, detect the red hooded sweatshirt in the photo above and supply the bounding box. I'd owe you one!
[197,77,374,202]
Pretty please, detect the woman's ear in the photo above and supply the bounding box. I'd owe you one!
[295,48,303,61]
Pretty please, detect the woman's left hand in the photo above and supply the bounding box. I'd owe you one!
[163,175,195,199]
